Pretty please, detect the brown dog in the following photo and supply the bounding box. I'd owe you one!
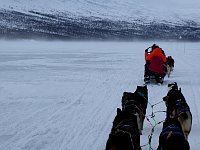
[121,85,148,135]
[163,82,192,139]
[157,118,190,150]
[166,56,175,77]
[105,108,141,150]
[105,85,148,150]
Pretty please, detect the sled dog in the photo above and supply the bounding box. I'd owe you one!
[166,56,175,77]
[157,118,190,150]
[163,82,192,139]
[105,108,141,150]
[122,85,148,135]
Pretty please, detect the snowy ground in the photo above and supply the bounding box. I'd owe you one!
[0,40,200,150]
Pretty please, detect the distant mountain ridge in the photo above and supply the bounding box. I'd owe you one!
[0,0,200,40]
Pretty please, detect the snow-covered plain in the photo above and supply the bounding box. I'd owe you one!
[0,40,200,150]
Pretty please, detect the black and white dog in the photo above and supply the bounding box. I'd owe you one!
[121,85,148,135]
[105,85,148,150]
[166,56,175,77]
[105,108,141,150]
[157,118,190,150]
[163,82,192,139]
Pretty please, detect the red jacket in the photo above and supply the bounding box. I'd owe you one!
[145,48,167,63]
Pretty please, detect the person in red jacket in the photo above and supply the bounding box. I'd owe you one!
[144,44,167,82]
[145,44,166,63]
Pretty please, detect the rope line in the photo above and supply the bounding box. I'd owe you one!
[122,92,166,150]
[140,99,165,150]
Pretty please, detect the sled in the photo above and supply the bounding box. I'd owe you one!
[144,56,166,84]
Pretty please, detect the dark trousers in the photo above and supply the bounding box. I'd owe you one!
[144,61,150,77]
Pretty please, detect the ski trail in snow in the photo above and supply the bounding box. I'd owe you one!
[165,45,200,149]
[0,72,93,149]
[175,51,200,124]
[0,41,200,150]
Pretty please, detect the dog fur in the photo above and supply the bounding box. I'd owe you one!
[105,108,141,150]
[121,85,148,135]
[157,118,190,150]
[105,85,148,150]
[163,82,192,139]
[166,56,175,77]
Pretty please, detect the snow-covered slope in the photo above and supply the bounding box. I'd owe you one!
[1,0,200,23]
[0,41,200,150]
[0,0,200,40]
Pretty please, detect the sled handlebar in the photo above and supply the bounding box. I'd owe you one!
[145,47,152,52]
